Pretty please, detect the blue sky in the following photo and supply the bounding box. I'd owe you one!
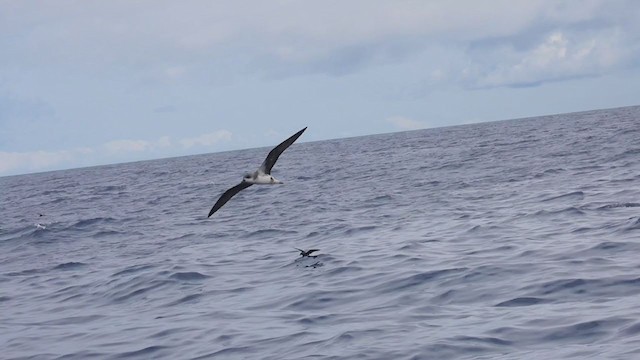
[1,1,639,176]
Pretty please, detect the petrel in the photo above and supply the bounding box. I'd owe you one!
[207,127,307,217]
[295,248,319,257]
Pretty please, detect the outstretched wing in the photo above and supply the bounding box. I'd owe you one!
[259,127,307,174]
[307,249,319,255]
[208,182,253,217]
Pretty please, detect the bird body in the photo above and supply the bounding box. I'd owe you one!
[243,172,282,185]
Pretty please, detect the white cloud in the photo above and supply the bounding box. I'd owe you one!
[157,136,171,147]
[179,130,232,148]
[103,136,173,154]
[386,116,427,131]
[104,139,152,153]
[264,129,280,138]
[0,148,93,175]
[0,131,234,175]
[468,28,633,88]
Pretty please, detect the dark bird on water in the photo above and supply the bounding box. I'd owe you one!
[295,248,319,257]
[207,127,307,217]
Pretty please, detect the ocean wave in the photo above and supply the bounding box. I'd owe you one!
[73,217,117,228]
[597,202,640,209]
[609,148,640,162]
[246,228,298,238]
[541,318,628,342]
[541,191,585,202]
[111,345,169,359]
[53,262,87,270]
[169,271,209,281]
[495,296,551,307]
[532,206,586,217]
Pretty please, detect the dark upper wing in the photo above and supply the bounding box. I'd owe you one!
[259,127,307,174]
[208,182,253,217]
[307,249,319,255]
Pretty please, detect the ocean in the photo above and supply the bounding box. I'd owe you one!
[1,106,639,359]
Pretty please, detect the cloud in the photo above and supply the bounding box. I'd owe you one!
[386,116,427,131]
[157,136,171,148]
[464,27,635,88]
[179,130,232,148]
[0,131,231,176]
[104,139,152,153]
[4,0,638,82]
[103,136,173,154]
[0,148,93,175]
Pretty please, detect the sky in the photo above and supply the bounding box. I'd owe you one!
[1,0,639,176]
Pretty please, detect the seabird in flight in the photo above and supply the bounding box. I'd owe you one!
[208,127,307,217]
[295,248,319,257]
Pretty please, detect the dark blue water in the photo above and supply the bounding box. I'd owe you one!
[2,106,640,359]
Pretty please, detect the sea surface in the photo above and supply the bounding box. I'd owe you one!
[1,106,640,360]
